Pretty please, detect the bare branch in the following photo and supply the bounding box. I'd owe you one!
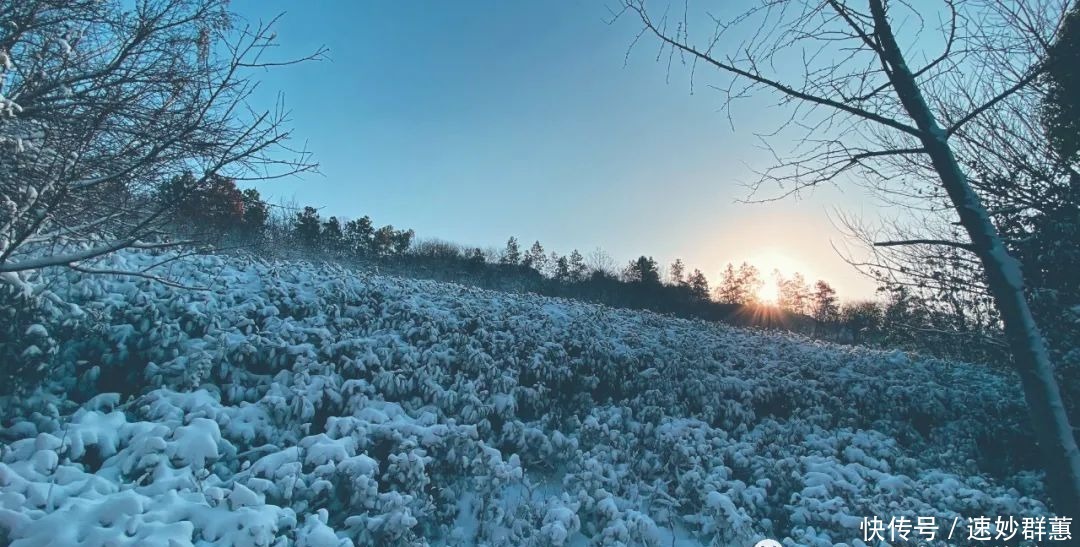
[0,1,322,278]
[624,1,923,137]
[945,67,1044,137]
[873,238,974,251]
[66,263,210,291]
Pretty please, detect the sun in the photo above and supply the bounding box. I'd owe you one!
[756,280,780,305]
[744,250,814,305]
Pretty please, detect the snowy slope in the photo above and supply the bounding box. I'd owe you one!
[0,251,1051,546]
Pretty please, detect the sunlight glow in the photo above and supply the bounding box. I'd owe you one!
[744,250,816,305]
[757,281,779,304]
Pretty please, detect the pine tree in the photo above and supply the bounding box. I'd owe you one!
[373,225,396,256]
[548,251,561,278]
[392,228,414,255]
[812,280,839,323]
[500,237,521,266]
[321,216,344,253]
[1042,4,1080,163]
[776,271,812,314]
[568,249,588,282]
[669,259,685,285]
[687,269,710,300]
[467,247,485,265]
[737,263,763,303]
[715,263,741,303]
[624,256,661,284]
[716,262,762,304]
[240,189,269,238]
[159,173,246,234]
[344,216,375,256]
[553,256,571,282]
[294,206,321,248]
[523,241,547,272]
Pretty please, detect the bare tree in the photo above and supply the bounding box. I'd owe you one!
[838,210,1007,364]
[619,0,1080,515]
[0,0,324,281]
[587,246,617,276]
[840,4,1079,367]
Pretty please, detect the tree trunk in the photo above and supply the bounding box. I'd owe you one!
[869,0,1080,518]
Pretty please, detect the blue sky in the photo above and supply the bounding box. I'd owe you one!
[233,0,883,299]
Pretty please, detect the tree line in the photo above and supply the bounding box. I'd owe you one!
[158,179,855,331]
[163,175,986,356]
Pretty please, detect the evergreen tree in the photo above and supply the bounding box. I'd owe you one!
[687,269,710,300]
[240,189,269,237]
[293,206,321,248]
[500,237,521,265]
[553,256,571,282]
[624,256,661,285]
[523,241,548,272]
[717,263,743,302]
[393,229,415,255]
[812,280,839,323]
[159,172,246,234]
[776,271,812,314]
[568,249,588,282]
[737,263,764,303]
[716,262,762,304]
[669,259,685,285]
[1043,4,1080,163]
[548,251,561,278]
[321,216,344,253]
[344,216,375,256]
[467,247,486,265]
[373,225,397,256]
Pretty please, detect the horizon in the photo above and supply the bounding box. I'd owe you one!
[232,0,885,301]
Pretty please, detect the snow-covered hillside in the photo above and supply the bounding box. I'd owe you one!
[0,251,1052,546]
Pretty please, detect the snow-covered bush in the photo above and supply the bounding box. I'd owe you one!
[0,250,1055,545]
[0,271,88,397]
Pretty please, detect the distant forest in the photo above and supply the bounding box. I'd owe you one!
[154,172,1027,370]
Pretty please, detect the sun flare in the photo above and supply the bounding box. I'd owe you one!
[756,281,780,304]
[744,251,814,305]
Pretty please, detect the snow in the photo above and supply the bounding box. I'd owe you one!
[167,418,223,469]
[0,249,1054,545]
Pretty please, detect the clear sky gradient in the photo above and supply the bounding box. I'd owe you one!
[233,0,884,299]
